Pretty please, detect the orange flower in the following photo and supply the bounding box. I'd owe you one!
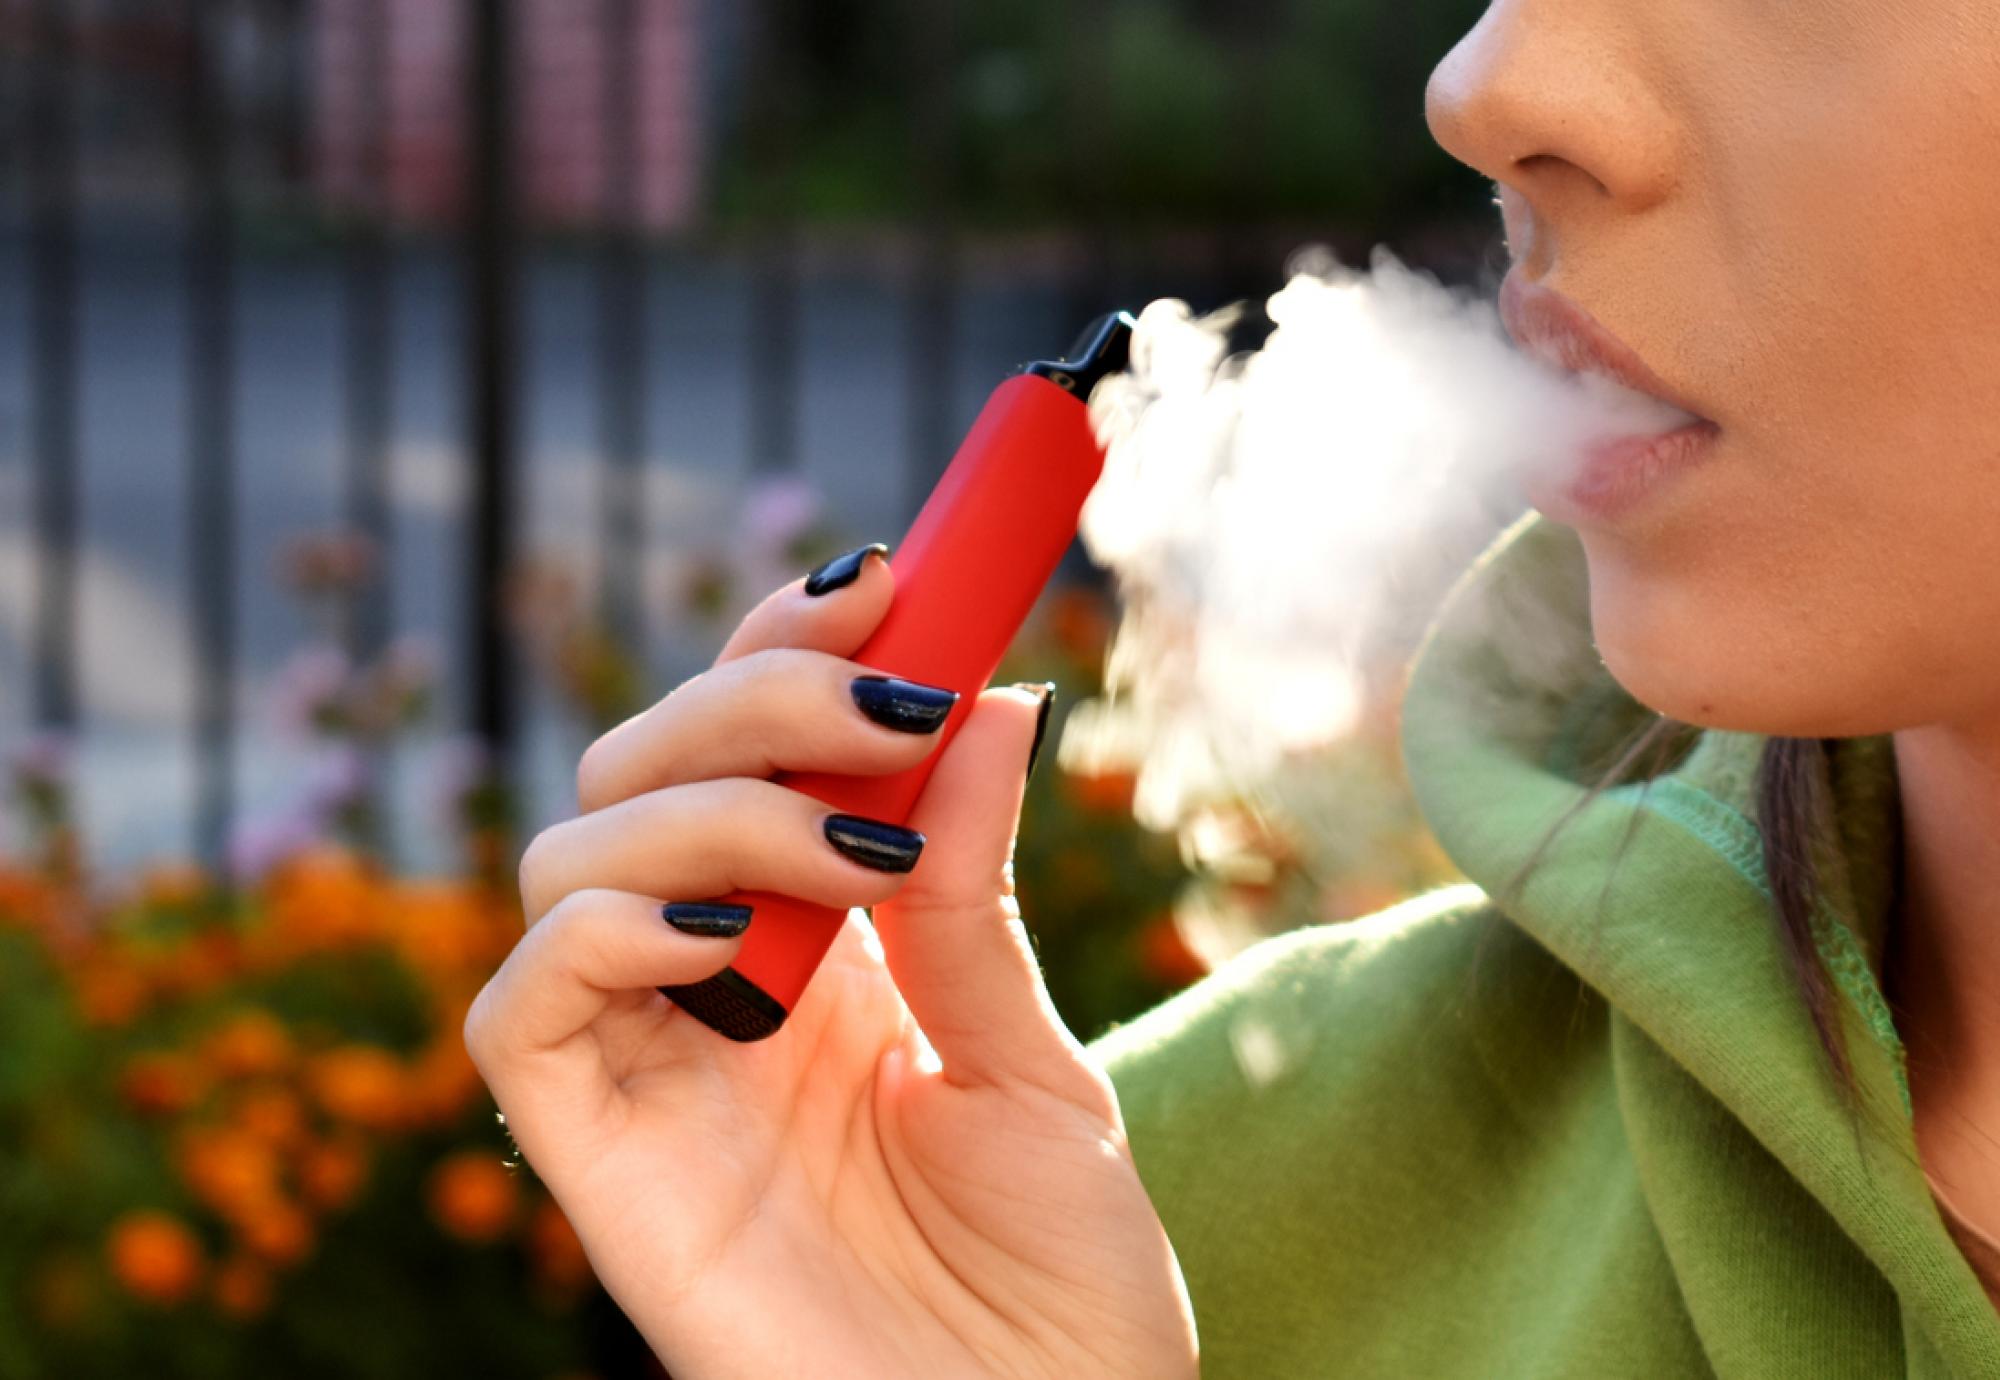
[234,1198,314,1266]
[306,1045,410,1130]
[202,1009,294,1080]
[427,1150,520,1243]
[392,881,516,974]
[229,1086,309,1152]
[71,959,148,1027]
[0,867,58,930]
[527,1197,593,1294]
[406,1036,483,1127]
[1042,585,1115,661]
[1066,769,1137,814]
[137,860,211,909]
[105,1210,204,1305]
[157,929,239,996]
[1137,916,1211,987]
[177,1125,284,1219]
[119,1051,209,1117]
[298,1137,370,1212]
[264,848,384,953]
[211,1254,273,1318]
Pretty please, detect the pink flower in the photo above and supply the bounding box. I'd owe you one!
[741,476,823,555]
[227,809,324,884]
[268,644,354,739]
[9,730,73,788]
[303,745,375,816]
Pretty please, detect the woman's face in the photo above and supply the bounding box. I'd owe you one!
[1425,2,2000,738]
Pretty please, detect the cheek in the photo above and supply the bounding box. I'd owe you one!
[1578,529,1821,735]
[1576,449,2000,739]
[1614,32,2000,737]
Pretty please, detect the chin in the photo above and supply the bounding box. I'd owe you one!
[1585,555,1845,738]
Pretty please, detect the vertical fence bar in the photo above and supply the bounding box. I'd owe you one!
[268,0,311,192]
[27,0,79,734]
[345,0,393,661]
[596,0,644,648]
[902,0,957,521]
[1063,0,1119,341]
[186,0,240,866]
[466,0,518,763]
[744,0,797,477]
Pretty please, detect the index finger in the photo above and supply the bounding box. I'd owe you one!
[578,542,895,813]
[716,541,893,665]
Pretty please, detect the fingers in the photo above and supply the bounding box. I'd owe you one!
[463,887,745,1157]
[519,776,917,926]
[871,685,1096,1100]
[576,647,956,814]
[717,542,892,667]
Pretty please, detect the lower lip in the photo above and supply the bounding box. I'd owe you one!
[1527,420,1721,524]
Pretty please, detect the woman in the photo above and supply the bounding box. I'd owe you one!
[463,2,2000,1374]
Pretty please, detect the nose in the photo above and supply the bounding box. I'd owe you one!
[1425,0,1679,255]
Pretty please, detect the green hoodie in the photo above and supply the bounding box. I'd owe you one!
[1089,514,2000,1378]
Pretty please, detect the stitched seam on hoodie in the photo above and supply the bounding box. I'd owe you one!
[1607,778,1911,1115]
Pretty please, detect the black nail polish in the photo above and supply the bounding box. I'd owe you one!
[661,901,754,937]
[852,675,960,734]
[1013,681,1058,783]
[823,813,926,874]
[804,542,890,597]
[1027,682,1058,782]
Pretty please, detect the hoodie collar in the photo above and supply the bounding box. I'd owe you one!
[1399,512,2000,1370]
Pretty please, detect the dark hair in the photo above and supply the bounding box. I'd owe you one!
[1501,723,1872,1121]
[1754,736,1859,1110]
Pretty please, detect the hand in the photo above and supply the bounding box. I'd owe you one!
[464,546,1199,1379]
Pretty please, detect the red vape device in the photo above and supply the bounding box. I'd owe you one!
[659,311,1135,1041]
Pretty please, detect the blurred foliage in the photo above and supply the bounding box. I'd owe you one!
[717,0,1493,231]
[0,854,601,1379]
[0,479,1461,1374]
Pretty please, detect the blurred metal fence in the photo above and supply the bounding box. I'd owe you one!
[0,0,1480,872]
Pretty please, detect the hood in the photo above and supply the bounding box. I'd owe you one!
[1399,512,2000,1373]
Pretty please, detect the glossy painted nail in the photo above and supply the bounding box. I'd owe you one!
[661,901,754,938]
[803,542,890,596]
[1013,681,1058,783]
[823,813,926,874]
[852,675,959,734]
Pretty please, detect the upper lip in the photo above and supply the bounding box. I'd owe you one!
[1498,273,1713,425]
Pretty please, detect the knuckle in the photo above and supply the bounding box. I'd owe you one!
[575,685,681,810]
[516,824,567,919]
[546,886,614,937]
[462,982,501,1067]
[574,733,617,811]
[710,774,784,826]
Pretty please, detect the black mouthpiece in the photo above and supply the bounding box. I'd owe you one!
[1014,310,1137,398]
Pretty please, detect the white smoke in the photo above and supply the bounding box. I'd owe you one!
[1061,245,1693,836]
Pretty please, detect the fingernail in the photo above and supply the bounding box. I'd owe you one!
[823,813,926,873]
[804,542,890,597]
[852,674,960,734]
[1012,681,1058,783]
[661,901,754,937]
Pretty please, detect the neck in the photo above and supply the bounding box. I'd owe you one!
[1890,721,2000,1158]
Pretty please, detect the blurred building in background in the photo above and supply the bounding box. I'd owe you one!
[313,0,706,230]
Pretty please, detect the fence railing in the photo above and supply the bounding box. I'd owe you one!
[0,0,1487,872]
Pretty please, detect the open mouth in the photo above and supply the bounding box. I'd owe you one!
[1499,272,1720,521]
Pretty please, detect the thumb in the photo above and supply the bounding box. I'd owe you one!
[870,681,1087,1092]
